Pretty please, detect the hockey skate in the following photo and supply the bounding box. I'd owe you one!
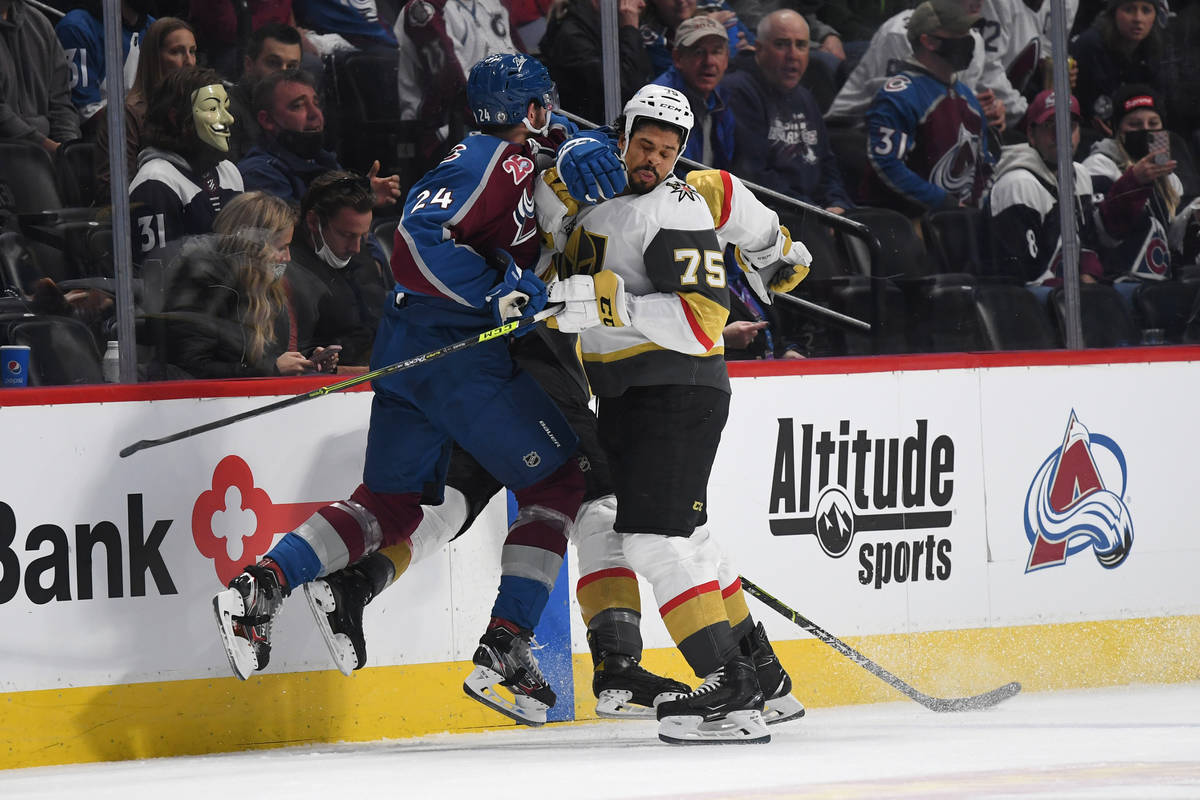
[656,655,770,745]
[304,565,374,676]
[463,618,556,726]
[593,652,691,719]
[743,621,806,725]
[213,564,284,680]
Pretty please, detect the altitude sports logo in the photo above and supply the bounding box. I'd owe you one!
[1023,411,1134,573]
[192,456,327,584]
[768,418,957,589]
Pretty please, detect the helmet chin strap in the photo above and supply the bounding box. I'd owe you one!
[523,109,550,137]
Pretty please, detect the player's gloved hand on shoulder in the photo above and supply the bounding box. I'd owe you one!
[485,251,548,326]
[546,270,631,332]
[557,133,627,205]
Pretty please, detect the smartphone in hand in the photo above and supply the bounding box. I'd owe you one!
[310,345,342,371]
[1151,130,1170,165]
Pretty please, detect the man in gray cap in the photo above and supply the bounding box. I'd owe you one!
[651,14,737,171]
[861,0,997,215]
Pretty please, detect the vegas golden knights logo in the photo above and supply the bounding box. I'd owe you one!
[555,226,609,278]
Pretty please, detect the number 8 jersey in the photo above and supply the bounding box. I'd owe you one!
[545,175,731,398]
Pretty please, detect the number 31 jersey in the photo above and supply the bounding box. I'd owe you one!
[549,176,731,398]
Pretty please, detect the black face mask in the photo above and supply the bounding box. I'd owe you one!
[276,128,325,160]
[1121,129,1151,161]
[933,35,976,72]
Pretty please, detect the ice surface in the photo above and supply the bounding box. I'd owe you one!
[2,683,1198,799]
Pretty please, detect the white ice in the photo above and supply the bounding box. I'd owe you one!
[2,683,1198,800]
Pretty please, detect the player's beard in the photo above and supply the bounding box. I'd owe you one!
[628,164,662,194]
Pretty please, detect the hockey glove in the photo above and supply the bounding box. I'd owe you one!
[546,270,631,332]
[557,134,627,205]
[485,251,548,327]
[734,226,813,304]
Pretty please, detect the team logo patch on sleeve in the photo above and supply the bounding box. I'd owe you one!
[502,154,535,184]
[884,74,912,93]
[407,0,434,25]
[667,180,701,203]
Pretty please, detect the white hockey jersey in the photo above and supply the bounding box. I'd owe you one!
[537,174,731,397]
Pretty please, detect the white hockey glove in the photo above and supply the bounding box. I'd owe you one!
[734,225,812,304]
[546,270,631,332]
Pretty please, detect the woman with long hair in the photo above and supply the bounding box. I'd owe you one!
[1081,85,1197,280]
[96,17,198,197]
[163,191,332,378]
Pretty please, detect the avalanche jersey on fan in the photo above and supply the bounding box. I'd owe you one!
[545,175,730,397]
[55,10,151,121]
[391,133,554,327]
[863,61,994,211]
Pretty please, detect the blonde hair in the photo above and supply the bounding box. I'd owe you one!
[212,192,297,362]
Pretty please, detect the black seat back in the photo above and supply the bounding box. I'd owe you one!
[843,206,930,279]
[974,283,1060,350]
[2,315,102,385]
[0,232,42,296]
[56,140,100,208]
[923,207,989,276]
[1051,284,1139,348]
[0,139,63,213]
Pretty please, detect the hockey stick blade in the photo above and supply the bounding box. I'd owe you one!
[118,305,564,458]
[739,576,1021,713]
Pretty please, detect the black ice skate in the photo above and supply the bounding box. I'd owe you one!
[463,618,556,726]
[213,563,284,680]
[742,621,806,725]
[304,564,374,676]
[593,652,691,719]
[656,655,769,745]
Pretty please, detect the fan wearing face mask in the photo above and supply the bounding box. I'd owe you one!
[862,0,997,216]
[1081,85,1197,280]
[159,191,323,378]
[285,171,391,370]
[128,66,242,266]
[238,68,401,270]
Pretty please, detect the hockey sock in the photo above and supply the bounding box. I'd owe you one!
[721,578,754,643]
[262,534,321,591]
[571,495,644,658]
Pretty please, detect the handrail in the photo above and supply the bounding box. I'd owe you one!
[556,109,884,349]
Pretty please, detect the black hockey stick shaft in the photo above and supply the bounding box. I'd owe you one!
[119,305,563,458]
[738,576,1021,712]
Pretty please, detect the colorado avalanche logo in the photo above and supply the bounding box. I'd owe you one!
[1023,411,1133,573]
[511,186,537,246]
[928,124,980,203]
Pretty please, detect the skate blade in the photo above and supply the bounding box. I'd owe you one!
[658,709,770,745]
[764,692,806,725]
[463,666,548,727]
[595,689,686,720]
[303,580,356,677]
[212,588,256,680]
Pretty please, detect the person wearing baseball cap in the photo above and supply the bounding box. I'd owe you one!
[1081,83,1197,281]
[650,14,736,171]
[861,0,995,214]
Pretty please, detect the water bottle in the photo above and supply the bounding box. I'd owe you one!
[102,340,120,383]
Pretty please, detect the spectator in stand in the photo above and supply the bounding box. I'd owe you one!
[228,23,303,161]
[975,0,1078,104]
[161,191,329,378]
[1070,0,1164,132]
[287,171,390,369]
[95,17,196,198]
[0,0,81,155]
[722,10,853,212]
[187,0,294,79]
[129,67,242,264]
[239,69,400,268]
[652,15,736,171]
[509,0,554,52]
[640,0,753,78]
[862,0,996,216]
[295,0,397,55]
[393,0,518,164]
[723,267,806,359]
[55,0,153,135]
[827,0,1020,132]
[987,89,1141,286]
[540,0,651,127]
[1158,0,1200,147]
[1081,85,1196,281]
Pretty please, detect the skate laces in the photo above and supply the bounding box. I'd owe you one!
[516,635,548,683]
[684,668,725,699]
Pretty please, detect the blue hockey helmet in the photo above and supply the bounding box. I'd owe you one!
[466,53,556,127]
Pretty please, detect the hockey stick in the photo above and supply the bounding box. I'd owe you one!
[738,576,1022,712]
[119,305,563,458]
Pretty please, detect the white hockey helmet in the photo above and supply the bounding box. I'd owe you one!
[620,84,694,162]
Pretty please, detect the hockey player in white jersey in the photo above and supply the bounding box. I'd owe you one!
[539,84,808,744]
